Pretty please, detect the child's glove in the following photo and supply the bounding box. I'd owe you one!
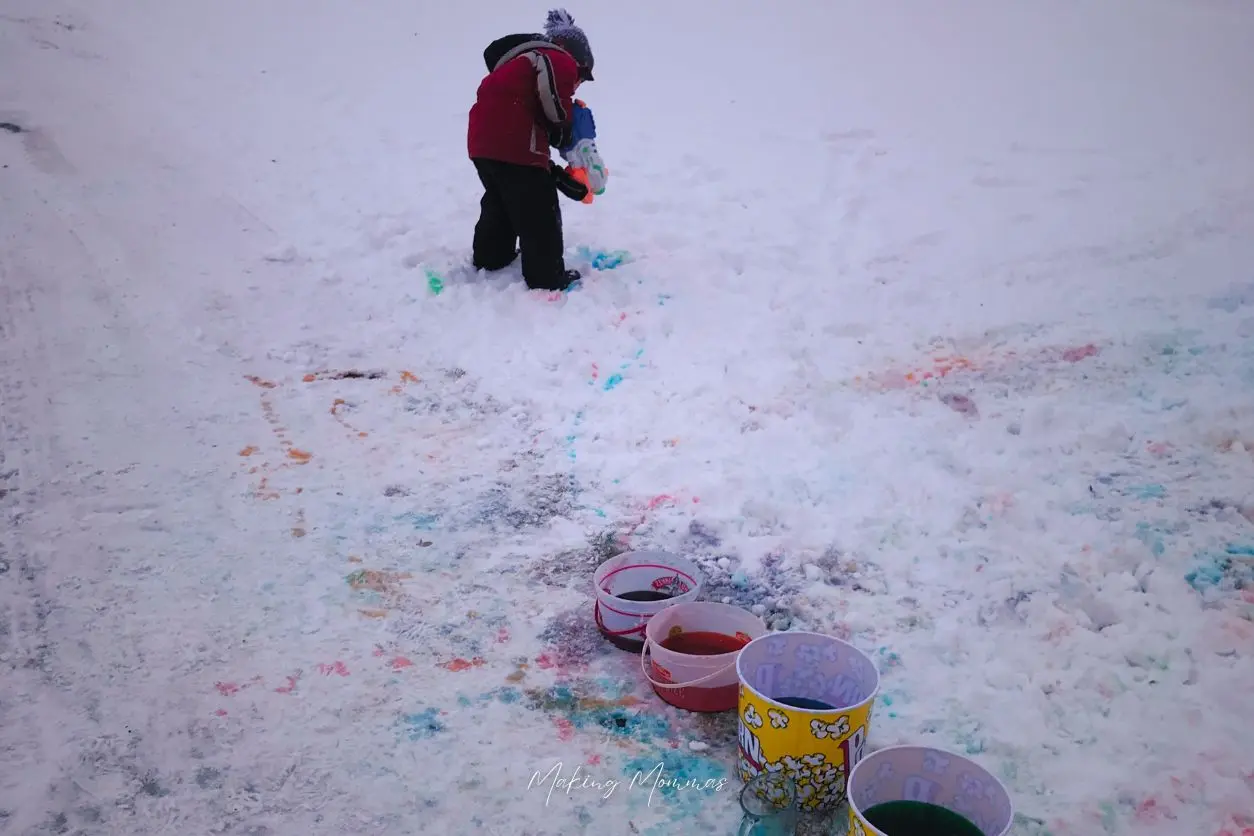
[559,99,607,198]
[550,161,590,203]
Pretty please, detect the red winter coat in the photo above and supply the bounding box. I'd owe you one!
[468,36,579,169]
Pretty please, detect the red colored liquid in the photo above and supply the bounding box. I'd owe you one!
[659,631,748,656]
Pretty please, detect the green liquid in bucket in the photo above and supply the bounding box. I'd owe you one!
[774,697,835,711]
[862,800,984,836]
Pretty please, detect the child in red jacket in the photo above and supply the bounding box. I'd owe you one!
[467,9,595,292]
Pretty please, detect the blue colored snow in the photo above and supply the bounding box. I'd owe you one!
[399,708,445,740]
[576,246,632,271]
[1185,558,1227,592]
[1186,546,1254,593]
[1135,523,1167,557]
[396,512,439,530]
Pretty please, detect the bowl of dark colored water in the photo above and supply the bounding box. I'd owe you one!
[860,800,985,835]
[847,745,1013,836]
[641,601,765,711]
[593,551,702,651]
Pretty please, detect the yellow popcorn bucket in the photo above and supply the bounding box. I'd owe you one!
[736,631,880,813]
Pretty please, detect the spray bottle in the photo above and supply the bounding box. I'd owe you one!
[559,99,607,203]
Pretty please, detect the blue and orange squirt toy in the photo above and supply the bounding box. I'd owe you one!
[559,99,607,204]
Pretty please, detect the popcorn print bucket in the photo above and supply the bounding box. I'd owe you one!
[846,745,1014,836]
[736,631,880,813]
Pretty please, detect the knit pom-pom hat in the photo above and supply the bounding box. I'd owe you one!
[544,8,594,81]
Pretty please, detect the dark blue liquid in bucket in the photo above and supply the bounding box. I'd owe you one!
[615,590,673,602]
[601,589,674,652]
[774,697,836,711]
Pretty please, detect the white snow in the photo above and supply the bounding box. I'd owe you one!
[2,0,1254,834]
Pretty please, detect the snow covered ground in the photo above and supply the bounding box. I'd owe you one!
[2,0,1254,833]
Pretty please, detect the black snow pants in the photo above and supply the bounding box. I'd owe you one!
[471,158,569,291]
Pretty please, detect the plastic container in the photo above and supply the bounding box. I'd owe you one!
[593,551,702,651]
[640,601,765,712]
[847,745,1013,836]
[737,631,880,812]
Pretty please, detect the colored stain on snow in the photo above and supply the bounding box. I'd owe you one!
[212,676,263,697]
[576,246,632,270]
[526,682,633,710]
[462,686,524,707]
[623,751,728,787]
[564,410,585,460]
[623,750,728,784]
[534,609,613,671]
[317,661,349,676]
[1185,561,1222,591]
[621,750,729,819]
[399,708,445,740]
[876,647,903,668]
[600,347,643,391]
[1061,343,1099,362]
[1186,550,1254,594]
[1135,522,1168,556]
[952,719,985,755]
[492,686,523,704]
[522,684,663,741]
[939,392,979,417]
[346,569,412,592]
[424,268,444,295]
[440,657,486,672]
[395,511,439,530]
[877,692,901,719]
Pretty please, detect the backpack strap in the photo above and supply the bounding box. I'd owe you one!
[492,39,572,72]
